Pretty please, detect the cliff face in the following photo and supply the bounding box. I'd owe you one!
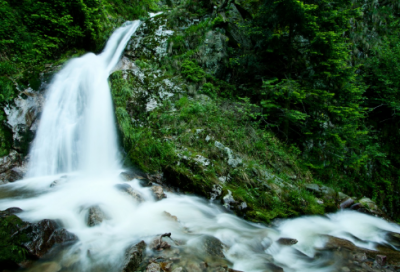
[108,2,348,222]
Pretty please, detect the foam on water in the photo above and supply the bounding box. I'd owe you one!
[1,20,400,272]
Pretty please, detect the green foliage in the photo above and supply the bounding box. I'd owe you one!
[199,83,219,99]
[181,60,205,83]
[0,214,30,264]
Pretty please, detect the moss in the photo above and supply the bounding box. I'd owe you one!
[0,213,30,264]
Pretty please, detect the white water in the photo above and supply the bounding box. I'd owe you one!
[1,20,400,272]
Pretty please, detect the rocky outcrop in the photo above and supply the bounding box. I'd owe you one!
[321,236,400,271]
[24,220,77,257]
[4,87,45,153]
[0,209,77,268]
[0,150,27,185]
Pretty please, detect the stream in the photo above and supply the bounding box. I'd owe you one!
[1,20,400,272]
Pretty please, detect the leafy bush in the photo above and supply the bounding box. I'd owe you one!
[181,59,205,82]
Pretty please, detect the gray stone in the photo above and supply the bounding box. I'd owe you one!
[23,219,78,258]
[115,183,144,202]
[210,184,222,200]
[338,192,350,202]
[277,238,298,245]
[200,235,225,258]
[151,185,167,200]
[223,190,236,210]
[376,255,387,266]
[87,205,106,227]
[146,262,161,272]
[340,198,355,209]
[122,241,146,272]
[120,172,135,181]
[214,141,242,167]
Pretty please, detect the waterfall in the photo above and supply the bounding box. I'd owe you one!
[0,20,400,272]
[26,21,141,178]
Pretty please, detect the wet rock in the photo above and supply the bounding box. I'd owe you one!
[146,262,161,272]
[5,87,44,143]
[29,262,62,272]
[164,211,178,221]
[200,235,225,258]
[354,252,367,262]
[386,232,400,247]
[24,219,77,257]
[20,219,78,257]
[50,176,68,188]
[323,236,400,265]
[150,233,172,250]
[4,207,23,214]
[375,255,387,266]
[115,183,144,202]
[147,173,163,184]
[151,185,167,200]
[0,167,25,184]
[277,238,298,245]
[120,172,135,181]
[340,198,355,209]
[0,150,20,174]
[122,241,146,272]
[350,203,363,210]
[87,205,106,227]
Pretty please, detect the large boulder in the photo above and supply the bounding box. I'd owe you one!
[0,209,77,269]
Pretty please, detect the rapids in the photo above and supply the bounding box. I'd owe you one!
[1,20,400,272]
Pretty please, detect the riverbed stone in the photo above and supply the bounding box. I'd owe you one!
[146,262,161,272]
[277,238,298,245]
[151,185,167,200]
[87,205,106,227]
[24,219,78,257]
[200,235,225,258]
[340,198,355,209]
[29,262,62,272]
[122,241,146,272]
[115,183,144,202]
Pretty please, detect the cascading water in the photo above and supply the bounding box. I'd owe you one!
[1,19,400,272]
[26,21,141,178]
